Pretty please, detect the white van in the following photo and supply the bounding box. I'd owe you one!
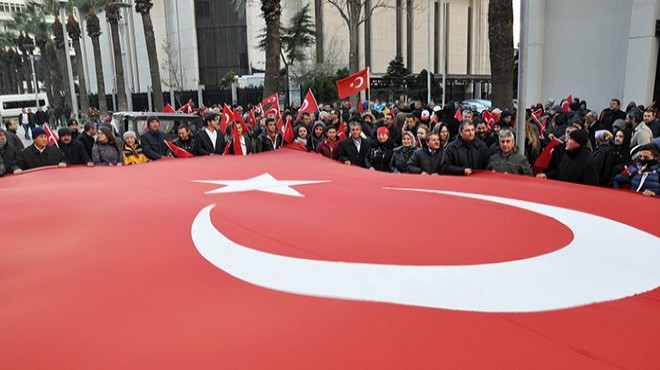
[0,93,49,123]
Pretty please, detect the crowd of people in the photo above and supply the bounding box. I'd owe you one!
[1,96,659,197]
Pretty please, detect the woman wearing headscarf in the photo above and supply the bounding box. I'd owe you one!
[389,131,417,173]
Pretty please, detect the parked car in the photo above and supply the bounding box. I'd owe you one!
[460,99,492,113]
[111,111,203,140]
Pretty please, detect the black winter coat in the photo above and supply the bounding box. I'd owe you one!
[389,146,416,173]
[406,147,443,174]
[368,141,394,172]
[0,142,20,173]
[548,145,599,185]
[441,137,490,175]
[195,129,225,155]
[338,137,371,168]
[17,144,65,170]
[141,130,173,159]
[59,140,91,165]
[76,132,96,158]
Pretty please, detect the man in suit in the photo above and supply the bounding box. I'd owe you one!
[195,113,225,155]
[338,120,371,168]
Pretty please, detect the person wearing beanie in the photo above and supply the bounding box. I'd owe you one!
[496,111,513,129]
[613,143,659,196]
[13,126,66,174]
[368,126,394,172]
[0,128,21,176]
[122,131,150,165]
[58,127,92,166]
[537,129,598,185]
[140,116,173,160]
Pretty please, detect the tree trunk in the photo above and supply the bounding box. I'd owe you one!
[488,0,514,110]
[140,12,163,111]
[262,0,281,99]
[57,49,74,111]
[72,39,90,117]
[47,42,64,106]
[109,20,128,111]
[21,52,34,94]
[91,36,108,116]
[347,0,362,107]
[37,40,55,104]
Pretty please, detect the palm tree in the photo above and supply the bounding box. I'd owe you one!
[105,0,127,111]
[53,16,74,110]
[84,6,108,116]
[17,33,33,93]
[233,0,281,100]
[134,0,163,111]
[488,0,514,110]
[0,32,19,94]
[67,12,90,115]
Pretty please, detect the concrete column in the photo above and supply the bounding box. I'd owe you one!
[524,0,545,105]
[623,0,660,106]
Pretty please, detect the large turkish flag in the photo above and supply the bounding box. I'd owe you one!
[1,148,659,369]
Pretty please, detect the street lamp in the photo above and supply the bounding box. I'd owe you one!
[22,43,39,110]
[58,0,79,118]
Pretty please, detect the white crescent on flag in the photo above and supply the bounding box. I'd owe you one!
[192,185,660,313]
[351,76,365,89]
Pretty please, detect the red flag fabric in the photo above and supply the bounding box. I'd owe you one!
[337,116,347,140]
[262,93,280,118]
[358,98,364,114]
[539,117,549,138]
[220,104,234,134]
[454,107,462,121]
[165,140,194,158]
[162,103,176,113]
[2,149,659,369]
[177,99,193,114]
[234,109,249,133]
[296,89,320,122]
[483,110,496,129]
[561,94,572,113]
[533,138,562,175]
[336,68,370,99]
[531,109,543,122]
[283,116,294,144]
[43,123,59,147]
[224,125,244,156]
[247,109,257,128]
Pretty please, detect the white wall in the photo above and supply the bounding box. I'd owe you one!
[523,0,659,111]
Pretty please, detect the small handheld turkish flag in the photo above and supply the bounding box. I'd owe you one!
[336,68,369,99]
[165,140,194,158]
[162,104,176,113]
[454,107,462,121]
[177,99,193,114]
[247,109,257,128]
[561,94,572,113]
[296,89,320,121]
[220,104,234,134]
[43,124,59,147]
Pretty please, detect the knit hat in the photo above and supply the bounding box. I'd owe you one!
[123,131,137,140]
[57,127,71,137]
[32,127,46,138]
[612,119,626,130]
[376,126,389,136]
[501,111,512,119]
[569,129,589,146]
[146,115,160,125]
[412,110,422,120]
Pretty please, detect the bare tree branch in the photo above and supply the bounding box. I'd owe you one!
[326,0,350,25]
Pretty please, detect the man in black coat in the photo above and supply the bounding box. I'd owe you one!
[172,123,197,155]
[14,127,66,174]
[195,113,225,155]
[4,120,25,150]
[599,99,627,132]
[0,129,20,176]
[441,121,491,175]
[141,116,173,160]
[537,129,598,185]
[406,133,443,174]
[57,127,93,166]
[76,122,97,159]
[255,117,283,153]
[338,121,371,168]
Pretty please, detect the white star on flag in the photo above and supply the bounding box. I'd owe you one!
[193,173,329,197]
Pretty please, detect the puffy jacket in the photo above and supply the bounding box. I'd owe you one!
[613,162,659,195]
[406,147,443,174]
[122,143,150,165]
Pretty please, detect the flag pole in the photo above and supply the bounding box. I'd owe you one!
[367,66,371,109]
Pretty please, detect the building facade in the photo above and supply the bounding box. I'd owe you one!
[521,0,660,112]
